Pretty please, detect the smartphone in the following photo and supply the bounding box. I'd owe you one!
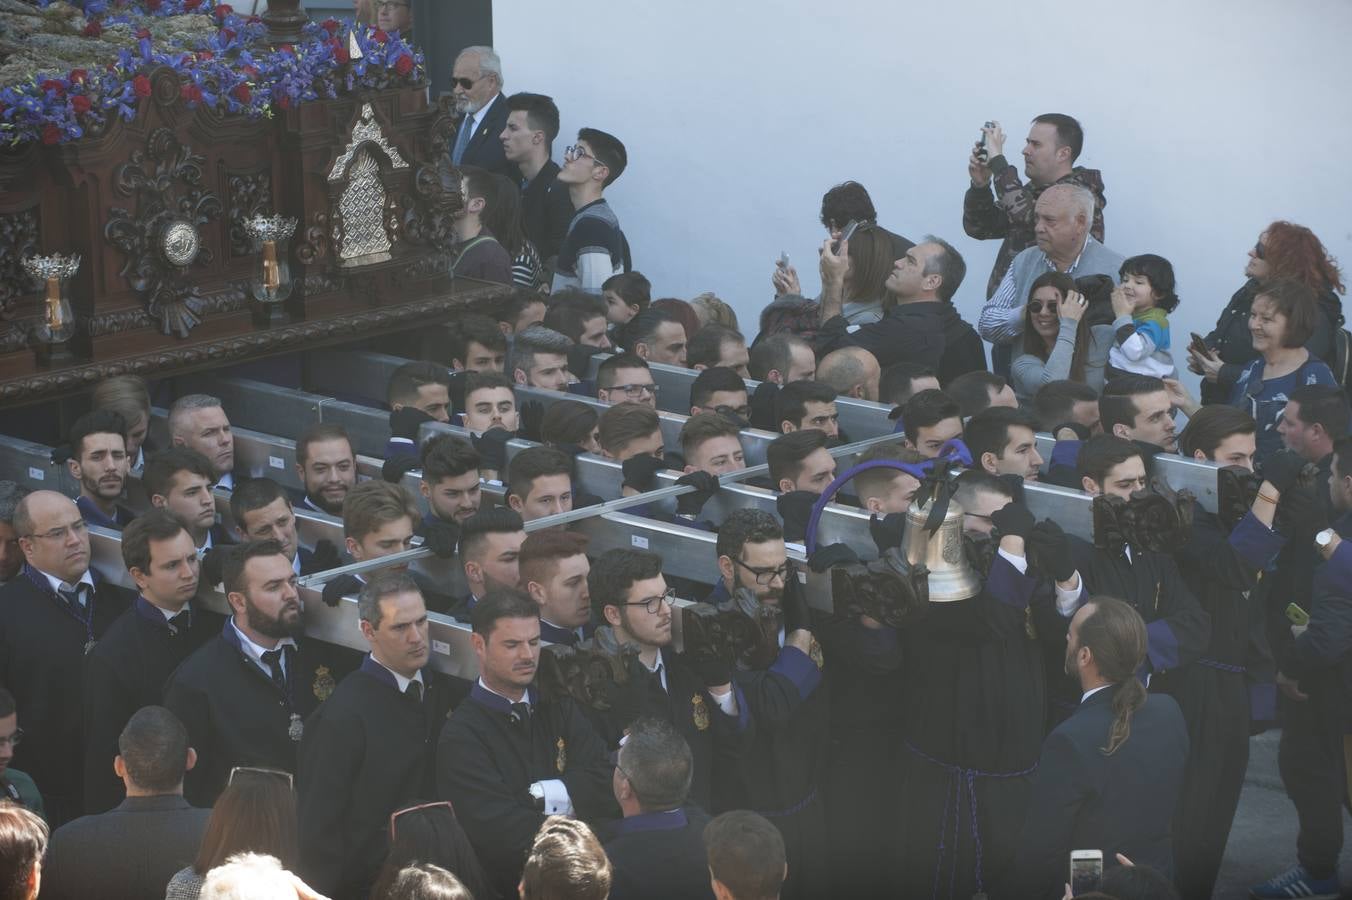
[776,252,790,270]
[1286,602,1311,627]
[977,120,995,161]
[1069,849,1103,895]
[1189,332,1209,355]
[832,220,860,253]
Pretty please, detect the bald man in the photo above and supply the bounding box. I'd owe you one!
[0,491,133,824]
[817,347,881,402]
[977,182,1124,375]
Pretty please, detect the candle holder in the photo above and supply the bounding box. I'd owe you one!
[21,253,80,366]
[245,215,299,327]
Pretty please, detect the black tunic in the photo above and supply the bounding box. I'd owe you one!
[162,621,356,806]
[601,806,716,900]
[579,644,751,813]
[1163,507,1284,900]
[894,555,1048,900]
[81,597,224,814]
[0,565,133,824]
[297,657,454,900]
[437,682,617,898]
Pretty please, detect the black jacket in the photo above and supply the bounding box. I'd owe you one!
[437,682,617,898]
[0,567,133,821]
[82,598,225,814]
[520,159,574,263]
[1015,684,1189,899]
[1281,514,1352,731]
[602,806,716,900]
[163,622,355,806]
[815,300,987,384]
[455,93,514,178]
[298,658,455,900]
[1201,277,1344,404]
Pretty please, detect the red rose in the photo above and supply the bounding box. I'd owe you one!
[82,19,103,37]
[180,83,204,103]
[69,69,88,84]
[230,83,250,103]
[247,15,260,24]
[41,124,61,145]
[40,79,67,98]
[334,44,350,64]
[135,27,151,39]
[133,74,152,97]
[71,95,92,114]
[220,27,236,41]
[214,4,234,20]
[279,43,295,55]
[278,94,292,110]
[146,0,161,10]
[184,0,203,9]
[321,18,340,35]
[197,50,213,61]
[393,53,413,76]
[372,29,388,43]
[241,64,258,78]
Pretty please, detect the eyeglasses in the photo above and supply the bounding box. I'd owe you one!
[389,800,454,841]
[24,519,88,542]
[376,0,409,9]
[620,588,677,615]
[1253,240,1265,260]
[565,145,602,165]
[227,766,293,788]
[732,557,791,586]
[608,383,659,398]
[450,73,484,91]
[0,728,23,749]
[1027,300,1060,314]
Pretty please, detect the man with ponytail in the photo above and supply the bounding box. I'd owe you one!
[1015,597,1189,900]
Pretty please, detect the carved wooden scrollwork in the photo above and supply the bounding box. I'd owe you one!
[104,127,223,337]
[0,206,40,320]
[227,170,274,257]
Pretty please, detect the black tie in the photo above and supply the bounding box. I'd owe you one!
[510,702,531,725]
[260,648,287,691]
[58,584,88,613]
[405,680,423,703]
[167,610,191,636]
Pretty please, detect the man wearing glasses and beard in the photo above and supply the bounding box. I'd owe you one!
[449,46,514,177]
[164,541,355,807]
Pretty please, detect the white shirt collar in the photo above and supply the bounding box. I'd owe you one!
[641,648,668,692]
[372,655,424,693]
[151,600,191,621]
[197,530,213,556]
[477,676,528,707]
[216,472,234,492]
[1044,235,1091,274]
[292,552,302,576]
[38,567,95,596]
[230,618,298,674]
[1081,684,1113,703]
[465,93,500,138]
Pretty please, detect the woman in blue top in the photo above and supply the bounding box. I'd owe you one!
[1229,278,1337,462]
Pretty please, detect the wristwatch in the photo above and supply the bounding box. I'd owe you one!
[1315,528,1336,550]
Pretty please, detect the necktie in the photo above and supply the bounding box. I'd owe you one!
[405,680,423,703]
[510,702,531,725]
[58,584,88,613]
[260,648,287,692]
[167,610,191,636]
[452,113,475,165]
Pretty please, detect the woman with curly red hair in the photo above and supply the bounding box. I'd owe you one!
[1190,220,1346,403]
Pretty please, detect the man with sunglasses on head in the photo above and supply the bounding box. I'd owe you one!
[298,572,453,900]
[704,509,829,900]
[0,491,133,825]
[552,128,629,295]
[588,549,748,814]
[448,46,513,178]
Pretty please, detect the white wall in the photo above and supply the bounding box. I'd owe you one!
[496,0,1352,388]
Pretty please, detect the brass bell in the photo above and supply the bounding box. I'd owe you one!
[902,490,982,603]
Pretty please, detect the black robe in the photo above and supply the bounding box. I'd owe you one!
[601,806,716,900]
[894,555,1049,900]
[163,621,357,806]
[82,597,224,814]
[1162,507,1284,900]
[0,565,133,824]
[437,682,616,898]
[297,656,454,900]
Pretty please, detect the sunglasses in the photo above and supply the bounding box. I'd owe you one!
[389,800,455,841]
[228,766,293,788]
[450,74,484,91]
[1253,240,1266,260]
[1027,300,1060,314]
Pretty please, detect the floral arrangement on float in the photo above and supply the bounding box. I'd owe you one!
[0,0,423,146]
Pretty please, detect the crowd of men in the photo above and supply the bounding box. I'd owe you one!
[0,36,1350,900]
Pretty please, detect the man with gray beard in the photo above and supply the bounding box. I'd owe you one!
[449,46,514,177]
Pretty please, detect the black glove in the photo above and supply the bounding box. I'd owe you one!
[869,512,907,555]
[621,454,666,493]
[675,470,721,517]
[1261,448,1307,495]
[713,405,750,429]
[389,406,434,442]
[423,518,460,558]
[990,502,1036,541]
[748,381,780,432]
[1026,520,1076,581]
[200,547,226,589]
[48,443,72,467]
[321,573,360,608]
[472,427,513,472]
[567,343,600,382]
[781,561,812,633]
[687,654,733,689]
[808,542,859,573]
[382,454,420,484]
[996,473,1027,505]
[518,400,546,442]
[310,538,343,572]
[776,490,818,543]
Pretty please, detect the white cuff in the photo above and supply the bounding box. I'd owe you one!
[1055,572,1082,617]
[711,687,738,717]
[996,548,1027,573]
[534,779,573,816]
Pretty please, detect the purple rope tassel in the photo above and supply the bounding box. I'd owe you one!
[905,740,1038,899]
